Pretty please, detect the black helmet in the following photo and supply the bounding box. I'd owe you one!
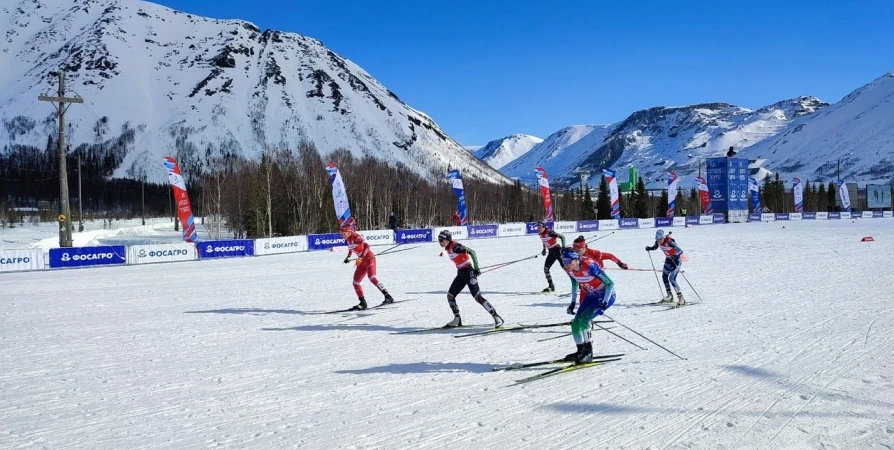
[535,220,546,228]
[438,230,452,242]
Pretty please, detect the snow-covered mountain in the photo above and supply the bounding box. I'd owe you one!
[501,97,828,187]
[0,0,509,184]
[740,72,894,184]
[471,134,542,169]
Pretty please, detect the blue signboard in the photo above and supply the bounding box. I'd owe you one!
[49,245,126,269]
[873,211,884,218]
[576,220,599,232]
[198,240,254,258]
[712,213,725,224]
[685,217,700,226]
[803,212,817,220]
[706,157,749,212]
[748,213,762,222]
[395,229,432,244]
[618,218,639,229]
[307,233,346,251]
[829,212,841,219]
[467,224,498,239]
[655,217,673,227]
[775,213,789,221]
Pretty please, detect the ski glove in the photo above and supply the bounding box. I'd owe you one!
[619,262,629,270]
[541,248,547,256]
[473,268,481,277]
[343,257,350,264]
[566,302,576,315]
[644,246,652,251]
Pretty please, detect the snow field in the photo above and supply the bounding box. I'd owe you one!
[1,219,893,449]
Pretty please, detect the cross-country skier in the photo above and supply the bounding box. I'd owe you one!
[560,247,616,364]
[567,235,627,314]
[535,221,566,292]
[437,230,504,328]
[645,229,685,305]
[340,225,394,310]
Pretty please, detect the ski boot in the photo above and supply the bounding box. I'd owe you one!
[445,315,463,328]
[676,292,686,307]
[575,342,593,364]
[564,344,584,361]
[381,293,395,305]
[660,291,674,303]
[350,297,368,311]
[492,313,504,329]
[542,284,556,293]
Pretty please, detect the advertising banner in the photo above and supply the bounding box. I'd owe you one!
[433,226,467,241]
[395,229,433,244]
[685,217,700,226]
[789,213,802,221]
[468,224,498,239]
[127,243,196,265]
[197,240,254,258]
[0,249,45,272]
[638,218,655,228]
[816,212,829,220]
[49,245,126,269]
[698,216,713,225]
[553,221,577,233]
[498,223,527,237]
[576,220,600,233]
[358,230,394,246]
[673,217,686,226]
[712,213,725,224]
[619,218,639,229]
[761,213,776,221]
[655,217,673,227]
[598,219,620,230]
[748,213,762,222]
[254,236,308,255]
[308,233,346,251]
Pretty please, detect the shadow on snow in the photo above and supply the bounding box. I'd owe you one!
[335,362,494,374]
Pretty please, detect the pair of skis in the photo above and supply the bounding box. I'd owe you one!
[494,353,625,384]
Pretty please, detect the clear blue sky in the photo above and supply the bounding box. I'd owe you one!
[155,0,893,146]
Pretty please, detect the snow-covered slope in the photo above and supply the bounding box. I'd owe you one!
[0,0,509,184]
[500,98,827,186]
[500,125,613,182]
[472,134,542,169]
[740,72,894,184]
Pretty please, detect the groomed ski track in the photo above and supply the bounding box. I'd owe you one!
[2,220,893,449]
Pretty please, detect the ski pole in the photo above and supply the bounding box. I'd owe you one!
[679,272,704,302]
[479,254,539,274]
[604,314,686,360]
[379,245,419,256]
[586,231,615,244]
[646,251,665,298]
[592,321,646,350]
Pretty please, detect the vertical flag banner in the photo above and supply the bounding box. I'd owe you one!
[447,169,469,225]
[792,178,803,213]
[326,163,355,230]
[837,180,851,211]
[534,167,555,221]
[162,156,198,243]
[696,176,713,215]
[603,169,621,219]
[749,177,761,213]
[666,172,679,218]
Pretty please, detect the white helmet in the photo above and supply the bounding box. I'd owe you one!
[655,229,665,241]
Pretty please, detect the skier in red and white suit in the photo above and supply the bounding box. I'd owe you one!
[341,225,394,310]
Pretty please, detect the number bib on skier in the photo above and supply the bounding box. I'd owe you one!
[447,241,472,269]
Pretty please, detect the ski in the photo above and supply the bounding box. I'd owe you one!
[452,320,612,339]
[512,358,622,384]
[493,353,624,371]
[391,324,492,335]
[658,302,699,311]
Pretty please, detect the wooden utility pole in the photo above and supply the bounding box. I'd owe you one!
[39,72,82,247]
[77,150,84,232]
[141,174,146,226]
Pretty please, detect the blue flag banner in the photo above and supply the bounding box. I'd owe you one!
[447,170,469,225]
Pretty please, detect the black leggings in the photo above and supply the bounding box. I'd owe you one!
[448,267,480,298]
